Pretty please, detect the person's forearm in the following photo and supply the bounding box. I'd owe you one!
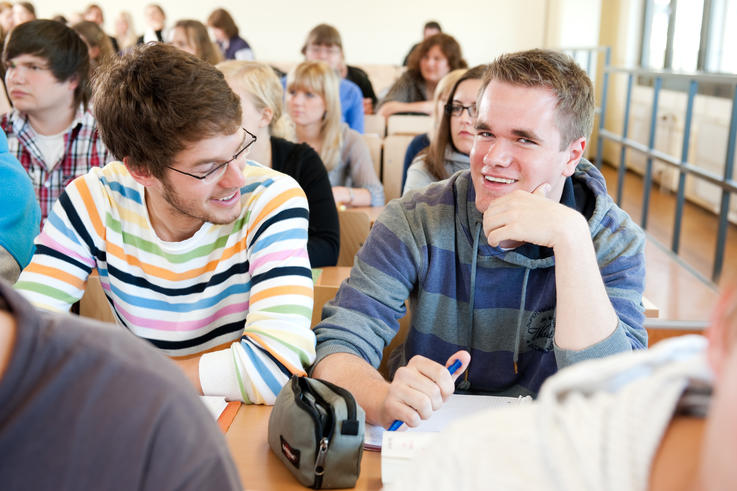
[553,215,618,350]
[312,352,390,425]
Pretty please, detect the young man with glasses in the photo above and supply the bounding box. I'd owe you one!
[1,20,111,225]
[312,50,646,429]
[15,43,316,404]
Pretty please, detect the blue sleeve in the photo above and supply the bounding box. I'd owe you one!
[340,79,365,134]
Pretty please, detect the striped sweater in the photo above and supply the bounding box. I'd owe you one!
[315,161,647,396]
[15,161,316,404]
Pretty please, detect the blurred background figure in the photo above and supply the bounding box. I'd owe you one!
[402,20,442,66]
[73,20,115,72]
[83,3,119,52]
[11,2,35,27]
[218,60,340,267]
[302,23,376,115]
[378,33,466,118]
[286,61,383,207]
[137,3,165,44]
[0,2,13,41]
[113,11,137,53]
[169,19,221,65]
[403,65,485,195]
[207,8,253,61]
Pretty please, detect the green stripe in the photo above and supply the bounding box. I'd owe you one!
[246,329,313,366]
[232,349,252,404]
[105,212,247,263]
[14,282,78,305]
[262,305,312,319]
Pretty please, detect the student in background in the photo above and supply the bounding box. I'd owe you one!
[219,60,339,267]
[207,8,254,61]
[402,20,442,66]
[0,130,39,283]
[302,24,377,115]
[73,20,115,72]
[15,43,315,405]
[137,3,165,44]
[297,24,366,132]
[312,50,646,429]
[11,2,34,27]
[0,2,13,41]
[170,20,222,65]
[378,33,466,118]
[1,20,110,224]
[286,61,384,207]
[390,282,737,490]
[113,11,137,53]
[403,65,486,195]
[82,3,119,53]
[0,280,242,490]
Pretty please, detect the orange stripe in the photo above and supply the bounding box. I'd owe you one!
[246,188,305,237]
[249,285,313,305]
[74,178,106,240]
[246,332,307,376]
[24,263,86,290]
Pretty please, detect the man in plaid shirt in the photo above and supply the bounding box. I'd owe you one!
[1,19,110,224]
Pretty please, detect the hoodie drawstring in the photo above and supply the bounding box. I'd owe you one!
[459,222,483,390]
[513,268,531,374]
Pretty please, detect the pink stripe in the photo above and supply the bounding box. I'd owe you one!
[250,248,309,273]
[38,233,96,268]
[111,300,250,331]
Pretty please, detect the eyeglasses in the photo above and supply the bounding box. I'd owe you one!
[166,128,256,182]
[445,102,477,118]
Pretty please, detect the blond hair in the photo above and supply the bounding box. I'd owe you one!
[286,61,342,170]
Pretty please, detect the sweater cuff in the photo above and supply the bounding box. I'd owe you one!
[199,348,243,401]
[554,321,633,369]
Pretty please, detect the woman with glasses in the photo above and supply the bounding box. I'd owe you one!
[218,60,340,267]
[377,33,467,119]
[286,61,384,208]
[402,65,487,195]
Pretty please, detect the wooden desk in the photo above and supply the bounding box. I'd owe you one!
[225,404,382,490]
[347,206,384,227]
[314,266,352,287]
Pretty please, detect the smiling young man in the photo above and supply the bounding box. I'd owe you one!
[14,43,316,404]
[312,49,646,429]
[1,20,110,225]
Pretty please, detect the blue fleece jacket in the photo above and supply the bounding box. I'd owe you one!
[314,160,647,396]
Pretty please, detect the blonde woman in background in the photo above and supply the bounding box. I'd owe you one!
[73,21,115,72]
[218,60,339,267]
[286,61,384,207]
[169,19,221,65]
[114,11,137,52]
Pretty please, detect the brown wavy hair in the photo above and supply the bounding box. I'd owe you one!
[172,19,222,65]
[92,43,241,177]
[406,33,467,81]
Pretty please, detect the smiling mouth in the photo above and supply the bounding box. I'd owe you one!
[214,191,238,202]
[484,176,517,184]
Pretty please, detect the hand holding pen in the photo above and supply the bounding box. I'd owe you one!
[381,350,471,430]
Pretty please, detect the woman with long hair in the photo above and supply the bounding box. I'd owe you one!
[218,61,339,267]
[207,8,253,61]
[169,19,221,65]
[286,61,383,207]
[114,11,137,53]
[73,21,115,72]
[378,33,467,118]
[403,65,487,195]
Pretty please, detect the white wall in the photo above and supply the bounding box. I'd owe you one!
[30,0,591,66]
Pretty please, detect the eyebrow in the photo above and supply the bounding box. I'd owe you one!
[190,130,248,168]
[511,129,544,143]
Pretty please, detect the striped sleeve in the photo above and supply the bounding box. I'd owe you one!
[199,171,316,404]
[14,176,100,311]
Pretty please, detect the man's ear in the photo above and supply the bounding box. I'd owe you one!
[562,137,586,177]
[66,73,79,92]
[707,285,737,379]
[124,157,156,187]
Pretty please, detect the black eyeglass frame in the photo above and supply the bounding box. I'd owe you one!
[444,102,477,118]
[165,127,257,181]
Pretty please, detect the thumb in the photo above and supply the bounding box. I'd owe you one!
[445,350,471,380]
[533,183,552,197]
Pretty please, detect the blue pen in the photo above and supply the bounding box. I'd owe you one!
[387,358,463,431]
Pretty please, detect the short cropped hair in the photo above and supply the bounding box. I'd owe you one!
[93,43,241,177]
[482,49,595,148]
[407,33,467,78]
[3,19,90,109]
[424,21,441,31]
[207,8,238,39]
[301,24,342,54]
